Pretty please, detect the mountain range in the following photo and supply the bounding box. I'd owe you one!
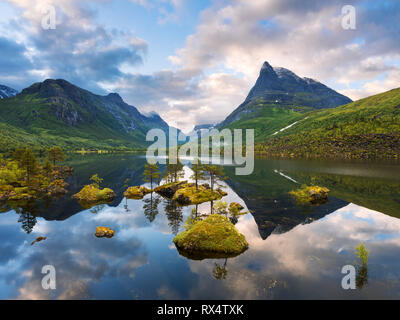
[217,61,400,159]
[0,79,171,151]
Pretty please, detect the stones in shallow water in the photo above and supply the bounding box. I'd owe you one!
[123,186,152,199]
[173,214,248,258]
[95,227,115,238]
[289,185,330,204]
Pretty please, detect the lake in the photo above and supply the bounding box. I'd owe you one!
[1,154,400,299]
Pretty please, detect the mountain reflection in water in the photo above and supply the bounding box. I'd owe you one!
[0,155,400,299]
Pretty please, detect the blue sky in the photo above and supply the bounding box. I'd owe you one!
[0,0,399,131]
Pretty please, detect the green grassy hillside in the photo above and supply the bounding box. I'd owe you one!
[222,100,312,142]
[0,94,145,151]
[0,79,170,152]
[255,88,400,159]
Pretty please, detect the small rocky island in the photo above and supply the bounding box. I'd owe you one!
[289,185,330,204]
[123,186,152,199]
[173,214,249,259]
[73,174,116,209]
[95,226,115,238]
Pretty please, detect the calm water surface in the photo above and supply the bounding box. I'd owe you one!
[1,155,400,299]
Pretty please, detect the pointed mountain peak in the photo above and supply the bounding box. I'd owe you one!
[260,61,276,74]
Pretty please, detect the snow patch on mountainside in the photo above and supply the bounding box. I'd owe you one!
[272,117,309,135]
[0,85,18,99]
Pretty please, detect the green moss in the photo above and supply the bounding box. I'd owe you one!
[289,185,329,205]
[123,186,152,199]
[173,214,248,256]
[73,185,116,203]
[154,181,187,198]
[172,184,224,205]
[254,87,400,159]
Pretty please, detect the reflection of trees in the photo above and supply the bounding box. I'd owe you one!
[212,258,228,280]
[164,199,183,235]
[15,201,40,234]
[229,215,238,225]
[356,264,368,289]
[355,243,369,289]
[90,204,105,214]
[143,192,161,222]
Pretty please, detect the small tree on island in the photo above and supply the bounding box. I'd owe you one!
[47,146,66,166]
[164,160,184,183]
[90,174,103,189]
[20,149,38,186]
[203,164,226,191]
[143,163,161,189]
[43,158,54,179]
[190,158,206,190]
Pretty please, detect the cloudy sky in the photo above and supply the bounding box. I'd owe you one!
[0,0,399,132]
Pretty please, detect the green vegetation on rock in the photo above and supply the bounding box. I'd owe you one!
[289,185,330,205]
[255,88,400,159]
[73,185,115,203]
[172,183,224,205]
[72,174,115,207]
[173,214,248,257]
[123,186,152,199]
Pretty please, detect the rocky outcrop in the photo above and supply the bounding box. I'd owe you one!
[289,185,330,205]
[72,185,116,207]
[154,181,187,198]
[123,186,152,199]
[173,214,248,258]
[95,227,115,238]
[172,184,224,205]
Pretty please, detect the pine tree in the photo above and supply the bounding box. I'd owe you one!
[47,146,66,166]
[90,174,103,189]
[20,149,38,186]
[203,165,226,191]
[164,160,184,183]
[43,158,54,179]
[190,158,205,190]
[143,163,161,189]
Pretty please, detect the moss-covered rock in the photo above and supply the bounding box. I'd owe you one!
[47,179,68,196]
[172,184,224,205]
[123,186,152,199]
[154,181,187,198]
[173,214,248,256]
[73,185,116,203]
[95,226,114,238]
[289,185,330,204]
